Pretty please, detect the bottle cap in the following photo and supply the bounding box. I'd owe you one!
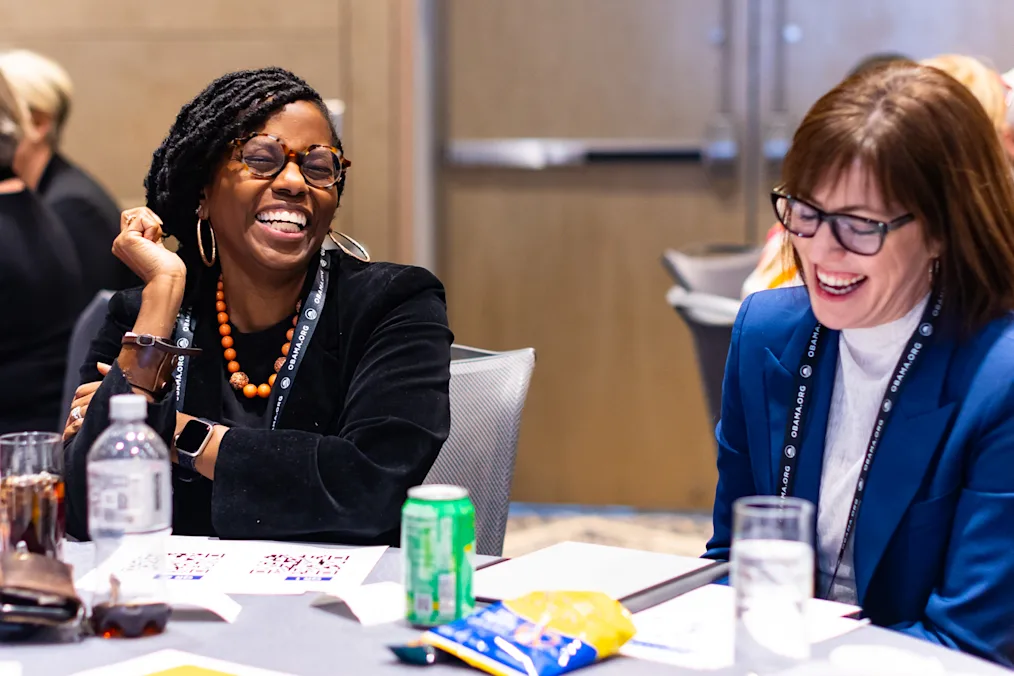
[109,394,147,422]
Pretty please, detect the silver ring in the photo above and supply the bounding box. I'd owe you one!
[70,406,82,422]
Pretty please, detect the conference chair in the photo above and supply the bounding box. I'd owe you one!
[661,244,761,433]
[61,290,114,421]
[425,346,537,556]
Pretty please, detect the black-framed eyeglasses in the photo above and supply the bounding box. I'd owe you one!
[231,133,351,189]
[771,189,914,256]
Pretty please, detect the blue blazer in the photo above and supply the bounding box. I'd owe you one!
[704,287,1014,667]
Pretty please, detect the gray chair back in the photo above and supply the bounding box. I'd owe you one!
[661,244,761,433]
[61,290,114,420]
[424,345,536,556]
[662,243,762,301]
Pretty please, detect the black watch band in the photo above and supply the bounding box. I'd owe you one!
[174,418,215,473]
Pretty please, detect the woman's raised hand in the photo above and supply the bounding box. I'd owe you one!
[112,207,187,285]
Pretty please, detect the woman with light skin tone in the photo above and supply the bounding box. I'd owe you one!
[0,49,135,293]
[706,62,1014,666]
[0,68,84,434]
[742,51,1014,297]
[62,68,453,545]
[797,163,937,327]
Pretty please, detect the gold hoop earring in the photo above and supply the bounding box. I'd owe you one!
[329,230,370,262]
[196,213,217,267]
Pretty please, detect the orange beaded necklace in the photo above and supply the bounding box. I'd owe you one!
[215,276,299,399]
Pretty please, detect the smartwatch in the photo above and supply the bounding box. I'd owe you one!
[173,418,215,473]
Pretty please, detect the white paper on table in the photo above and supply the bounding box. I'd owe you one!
[474,541,713,601]
[620,583,868,670]
[311,581,405,626]
[0,663,21,676]
[76,536,388,597]
[167,585,242,623]
[70,649,294,676]
[201,541,388,595]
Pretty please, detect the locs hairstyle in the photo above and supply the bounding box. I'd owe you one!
[143,67,342,281]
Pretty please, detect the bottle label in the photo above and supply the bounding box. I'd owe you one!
[88,463,169,533]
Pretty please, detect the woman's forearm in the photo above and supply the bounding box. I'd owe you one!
[131,274,186,338]
[116,274,186,401]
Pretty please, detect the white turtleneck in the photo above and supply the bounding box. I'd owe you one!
[817,294,930,604]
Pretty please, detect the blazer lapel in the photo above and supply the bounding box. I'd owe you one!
[273,333,341,432]
[273,270,342,433]
[795,338,838,509]
[853,337,957,604]
[763,349,792,495]
[763,318,840,507]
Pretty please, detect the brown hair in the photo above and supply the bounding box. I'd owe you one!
[781,61,1014,332]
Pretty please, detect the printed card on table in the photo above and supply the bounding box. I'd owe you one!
[207,541,388,595]
[78,537,388,596]
[70,649,294,676]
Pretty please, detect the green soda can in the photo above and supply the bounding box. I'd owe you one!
[402,484,476,627]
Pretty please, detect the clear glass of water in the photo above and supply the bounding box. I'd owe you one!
[732,496,815,673]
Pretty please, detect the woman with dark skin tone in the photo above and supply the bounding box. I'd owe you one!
[116,101,336,474]
[63,68,452,545]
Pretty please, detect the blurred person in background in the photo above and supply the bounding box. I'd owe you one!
[742,52,910,298]
[0,49,136,296]
[707,62,1014,666]
[921,54,1014,163]
[62,67,452,545]
[1003,67,1014,157]
[0,69,84,433]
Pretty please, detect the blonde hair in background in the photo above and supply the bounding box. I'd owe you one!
[0,49,73,146]
[1004,68,1014,128]
[920,54,1009,134]
[0,67,28,168]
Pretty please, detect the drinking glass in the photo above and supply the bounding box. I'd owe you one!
[732,496,814,673]
[0,432,65,558]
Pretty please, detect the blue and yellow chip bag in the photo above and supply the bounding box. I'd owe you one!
[418,591,636,676]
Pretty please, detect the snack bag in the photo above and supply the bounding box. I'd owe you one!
[419,591,636,676]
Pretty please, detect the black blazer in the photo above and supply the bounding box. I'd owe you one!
[0,188,84,434]
[64,249,453,546]
[38,153,138,293]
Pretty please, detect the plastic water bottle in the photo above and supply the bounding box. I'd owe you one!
[87,393,172,638]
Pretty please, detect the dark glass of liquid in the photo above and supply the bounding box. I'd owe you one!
[0,432,64,559]
[0,472,65,558]
[90,602,171,639]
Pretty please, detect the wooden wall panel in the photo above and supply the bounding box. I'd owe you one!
[442,166,735,509]
[0,0,413,263]
[440,0,741,510]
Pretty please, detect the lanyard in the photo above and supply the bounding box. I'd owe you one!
[171,248,331,431]
[779,291,944,594]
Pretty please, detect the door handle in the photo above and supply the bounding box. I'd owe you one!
[764,0,795,165]
[444,138,705,169]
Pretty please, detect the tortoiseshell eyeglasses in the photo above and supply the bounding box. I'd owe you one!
[231,133,350,189]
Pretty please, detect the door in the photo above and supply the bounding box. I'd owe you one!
[753,0,1014,239]
[437,0,1014,511]
[439,0,747,510]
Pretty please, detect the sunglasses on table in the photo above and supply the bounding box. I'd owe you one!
[231,133,351,189]
[771,189,914,256]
